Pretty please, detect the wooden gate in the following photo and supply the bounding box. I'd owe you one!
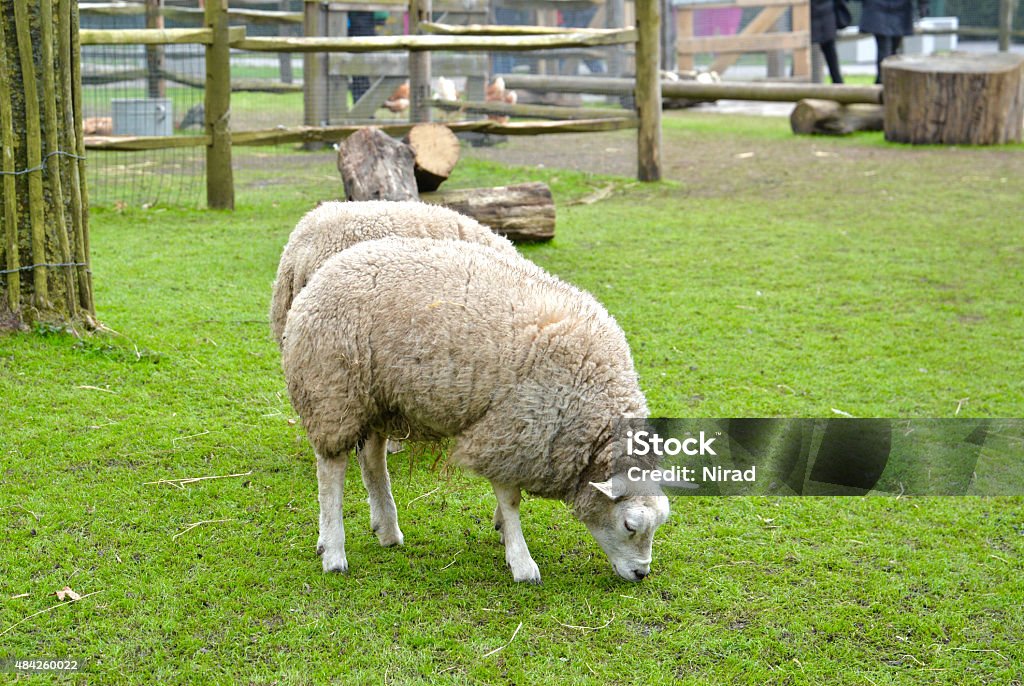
[674,0,810,79]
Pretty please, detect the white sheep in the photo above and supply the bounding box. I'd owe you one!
[280,237,670,583]
[270,200,516,347]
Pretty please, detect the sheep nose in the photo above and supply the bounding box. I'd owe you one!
[632,568,649,580]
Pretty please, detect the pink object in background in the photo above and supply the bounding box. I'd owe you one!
[694,8,742,36]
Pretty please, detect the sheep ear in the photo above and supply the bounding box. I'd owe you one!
[589,478,623,500]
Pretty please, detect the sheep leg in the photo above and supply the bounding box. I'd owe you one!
[491,482,541,584]
[493,504,505,545]
[316,450,349,574]
[356,432,404,547]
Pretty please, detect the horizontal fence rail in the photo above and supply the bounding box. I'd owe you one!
[77,0,666,205]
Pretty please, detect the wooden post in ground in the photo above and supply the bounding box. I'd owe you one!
[607,0,626,76]
[790,1,810,79]
[409,0,433,123]
[278,0,293,84]
[205,0,234,209]
[303,0,328,149]
[145,0,165,98]
[635,0,662,181]
[998,0,1015,52]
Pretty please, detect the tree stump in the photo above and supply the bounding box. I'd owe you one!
[883,52,1024,145]
[790,99,884,136]
[336,127,418,201]
[405,123,460,194]
[420,182,555,242]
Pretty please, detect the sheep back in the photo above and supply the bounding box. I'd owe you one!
[281,237,648,501]
[270,201,516,346]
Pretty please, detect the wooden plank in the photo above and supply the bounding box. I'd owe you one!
[420,21,627,36]
[685,30,808,55]
[673,0,799,8]
[85,134,210,150]
[635,0,661,182]
[790,1,810,77]
[79,4,304,24]
[432,98,634,120]
[705,6,786,73]
[233,29,638,52]
[676,7,694,70]
[80,28,215,45]
[318,0,489,11]
[328,52,488,76]
[348,75,407,119]
[501,73,883,103]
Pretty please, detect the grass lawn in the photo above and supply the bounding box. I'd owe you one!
[1,112,1022,684]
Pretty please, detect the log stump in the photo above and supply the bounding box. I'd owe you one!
[883,52,1024,145]
[790,99,884,136]
[405,123,461,193]
[336,127,418,201]
[421,182,555,242]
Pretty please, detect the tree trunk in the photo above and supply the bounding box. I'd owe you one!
[405,122,460,193]
[421,182,555,242]
[883,52,1024,145]
[0,0,95,331]
[790,99,884,136]
[336,127,419,201]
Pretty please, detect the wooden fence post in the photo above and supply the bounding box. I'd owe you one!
[205,0,234,209]
[303,0,328,150]
[998,0,1015,52]
[635,0,661,182]
[409,0,433,123]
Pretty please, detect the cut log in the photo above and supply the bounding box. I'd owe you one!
[883,52,1024,145]
[790,99,884,136]
[336,127,418,201]
[405,123,461,193]
[421,182,555,242]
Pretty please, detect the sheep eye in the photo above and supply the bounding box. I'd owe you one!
[624,521,636,534]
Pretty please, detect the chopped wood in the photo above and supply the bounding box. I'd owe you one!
[883,52,1024,145]
[421,182,555,242]
[336,127,418,201]
[405,123,460,193]
[790,99,883,136]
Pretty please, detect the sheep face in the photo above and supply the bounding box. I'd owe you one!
[581,487,670,582]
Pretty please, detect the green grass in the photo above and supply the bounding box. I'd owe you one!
[1,112,1022,684]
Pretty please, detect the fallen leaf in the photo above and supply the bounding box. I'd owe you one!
[54,586,81,601]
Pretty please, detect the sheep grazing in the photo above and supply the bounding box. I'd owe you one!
[269,200,516,347]
[281,237,670,583]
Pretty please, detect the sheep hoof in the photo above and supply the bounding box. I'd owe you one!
[322,551,349,574]
[316,542,326,557]
[376,527,404,548]
[509,558,542,584]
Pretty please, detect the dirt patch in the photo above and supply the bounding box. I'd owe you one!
[460,109,1024,199]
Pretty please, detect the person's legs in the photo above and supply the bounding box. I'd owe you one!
[820,39,843,84]
[874,35,888,83]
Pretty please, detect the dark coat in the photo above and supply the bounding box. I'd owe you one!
[811,0,838,43]
[859,0,922,37]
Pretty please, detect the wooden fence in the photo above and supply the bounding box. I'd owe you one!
[79,0,661,208]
